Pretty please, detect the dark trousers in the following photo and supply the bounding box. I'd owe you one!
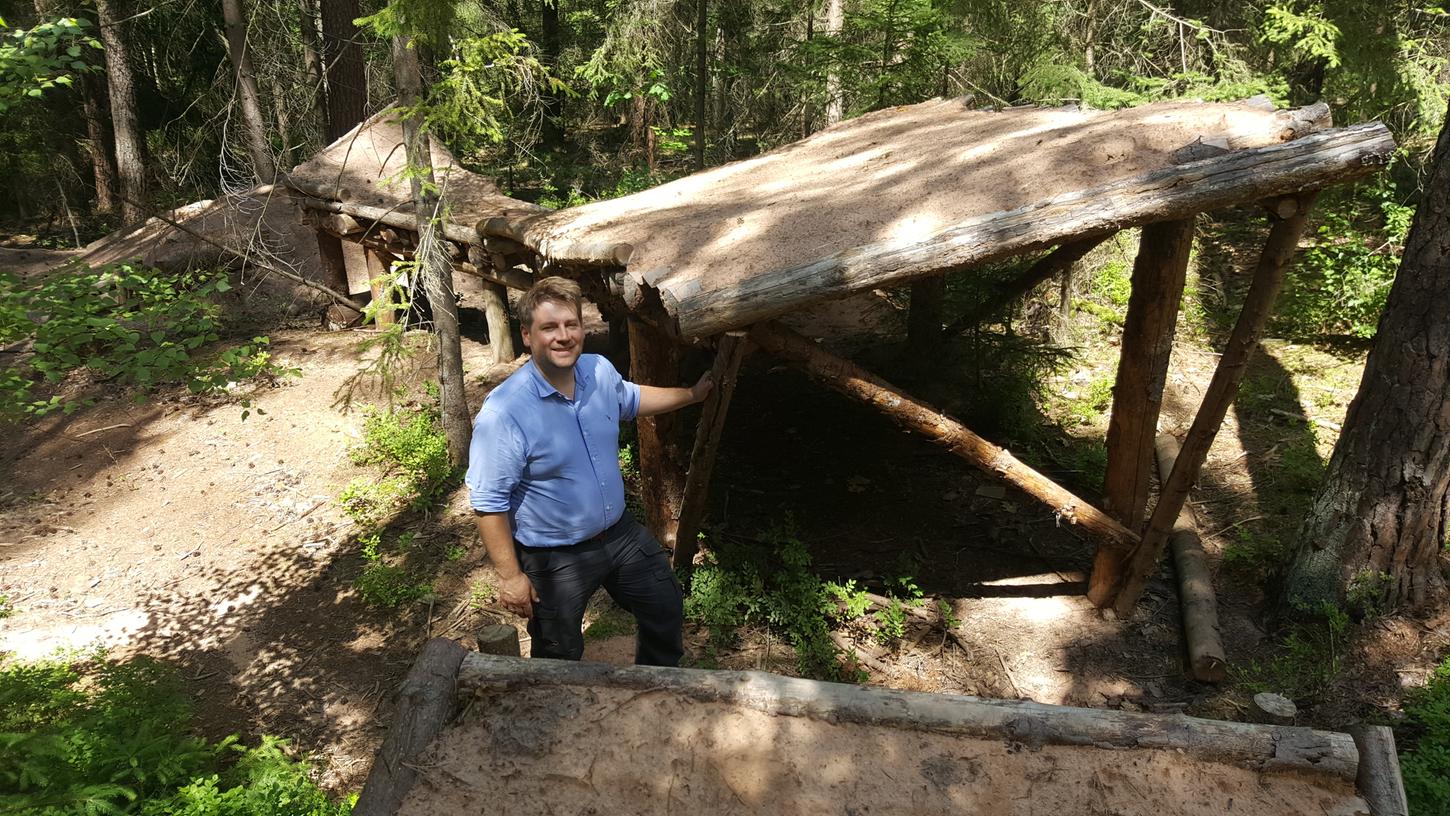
[515,513,684,666]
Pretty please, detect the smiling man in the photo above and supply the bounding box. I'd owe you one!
[466,277,711,666]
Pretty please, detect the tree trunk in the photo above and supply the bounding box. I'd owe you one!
[393,36,472,466]
[1282,103,1450,614]
[692,0,707,170]
[321,0,367,142]
[221,0,277,182]
[824,0,843,125]
[94,0,147,224]
[80,64,118,214]
[300,0,328,134]
[539,0,563,149]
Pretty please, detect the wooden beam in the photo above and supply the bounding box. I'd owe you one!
[1099,217,1195,529]
[942,235,1111,336]
[629,317,688,549]
[352,637,468,816]
[669,123,1393,337]
[907,275,946,354]
[293,192,483,248]
[1351,725,1410,816]
[1090,193,1319,616]
[456,651,1360,783]
[1153,434,1227,683]
[749,321,1139,553]
[672,331,749,571]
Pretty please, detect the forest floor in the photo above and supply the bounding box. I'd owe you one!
[2,238,1449,794]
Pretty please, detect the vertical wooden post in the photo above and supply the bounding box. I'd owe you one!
[672,331,749,571]
[365,247,396,328]
[1098,217,1196,531]
[315,230,350,294]
[907,274,946,354]
[1091,194,1318,616]
[628,317,688,549]
[469,246,517,363]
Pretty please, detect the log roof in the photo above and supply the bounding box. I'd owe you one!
[488,97,1393,338]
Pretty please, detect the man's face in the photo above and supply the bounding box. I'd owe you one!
[522,299,584,371]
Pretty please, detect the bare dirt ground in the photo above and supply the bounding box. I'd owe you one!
[1,272,1447,799]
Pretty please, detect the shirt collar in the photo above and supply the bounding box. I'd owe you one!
[528,356,589,400]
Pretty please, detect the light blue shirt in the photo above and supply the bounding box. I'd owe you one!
[465,354,642,547]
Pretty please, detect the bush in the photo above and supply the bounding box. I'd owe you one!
[1402,657,1450,815]
[0,262,295,418]
[0,655,348,816]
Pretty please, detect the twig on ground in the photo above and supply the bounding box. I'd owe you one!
[69,423,134,439]
[994,646,1024,698]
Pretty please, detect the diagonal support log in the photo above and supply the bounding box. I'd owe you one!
[943,234,1112,336]
[749,322,1138,554]
[672,331,750,571]
[1089,193,1320,617]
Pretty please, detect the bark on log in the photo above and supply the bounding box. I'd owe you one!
[1091,194,1320,617]
[1151,435,1227,683]
[670,124,1393,338]
[456,652,1360,782]
[353,637,468,816]
[479,215,633,266]
[474,624,521,657]
[1100,218,1195,529]
[672,331,749,571]
[943,235,1111,336]
[1351,725,1409,816]
[290,188,484,247]
[750,321,1139,553]
[629,317,688,548]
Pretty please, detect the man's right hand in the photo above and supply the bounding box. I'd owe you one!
[498,570,540,618]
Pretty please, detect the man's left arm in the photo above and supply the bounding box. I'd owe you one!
[637,371,713,417]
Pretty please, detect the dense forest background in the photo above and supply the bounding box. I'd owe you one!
[3,0,1448,254]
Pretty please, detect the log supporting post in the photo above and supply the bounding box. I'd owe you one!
[1351,724,1409,816]
[315,229,350,295]
[467,246,518,363]
[907,274,946,354]
[750,321,1139,553]
[340,240,372,296]
[1090,193,1319,617]
[672,331,749,571]
[629,316,688,549]
[1153,434,1227,682]
[1098,217,1196,530]
[352,637,468,816]
[365,247,397,328]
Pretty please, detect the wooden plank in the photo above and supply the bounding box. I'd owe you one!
[352,637,468,816]
[315,228,350,294]
[942,235,1111,336]
[669,124,1393,338]
[456,651,1360,782]
[341,239,372,296]
[672,331,749,571]
[1099,217,1195,529]
[1153,434,1227,683]
[628,317,688,549]
[1350,725,1409,816]
[749,321,1139,553]
[1091,194,1319,616]
[366,248,396,328]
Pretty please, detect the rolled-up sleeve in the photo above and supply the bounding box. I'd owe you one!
[604,358,642,421]
[465,408,525,512]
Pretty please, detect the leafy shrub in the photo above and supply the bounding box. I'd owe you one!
[341,403,458,527]
[352,530,432,610]
[1402,657,1450,815]
[0,262,295,418]
[1233,601,1349,700]
[0,655,348,816]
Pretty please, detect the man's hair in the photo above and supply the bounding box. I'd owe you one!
[518,276,583,330]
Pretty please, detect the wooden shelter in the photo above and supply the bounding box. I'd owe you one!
[285,96,1395,619]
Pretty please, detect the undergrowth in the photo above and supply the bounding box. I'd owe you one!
[1400,655,1450,815]
[0,655,349,815]
[0,262,296,418]
[1232,601,1350,701]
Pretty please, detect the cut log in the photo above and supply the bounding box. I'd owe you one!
[321,212,364,236]
[1252,692,1298,725]
[474,624,521,657]
[478,215,633,266]
[1151,435,1228,683]
[943,235,1112,336]
[1091,193,1320,617]
[456,651,1360,783]
[1350,725,1409,816]
[295,193,481,248]
[672,331,749,571]
[670,123,1393,337]
[353,637,468,816]
[749,321,1138,553]
[1099,218,1195,530]
[629,317,688,548]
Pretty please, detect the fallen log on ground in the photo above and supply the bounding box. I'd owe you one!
[1155,435,1228,683]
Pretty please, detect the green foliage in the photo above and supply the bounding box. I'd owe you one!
[0,16,99,113]
[0,655,347,816]
[0,263,296,419]
[0,593,13,618]
[1401,656,1450,815]
[353,529,432,609]
[1234,600,1350,700]
[1261,3,1343,68]
[427,30,568,160]
[583,604,635,641]
[1091,258,1132,309]
[341,402,458,526]
[685,521,851,679]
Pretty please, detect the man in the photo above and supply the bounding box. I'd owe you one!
[465,277,711,666]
